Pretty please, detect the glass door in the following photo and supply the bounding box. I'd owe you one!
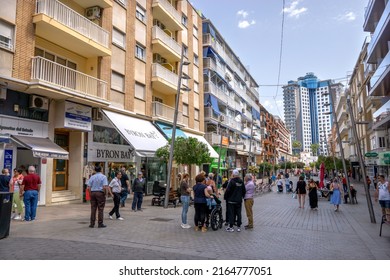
[53,132,69,191]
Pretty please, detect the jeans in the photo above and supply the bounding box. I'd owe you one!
[132,192,143,210]
[180,195,190,224]
[120,191,128,206]
[23,190,38,221]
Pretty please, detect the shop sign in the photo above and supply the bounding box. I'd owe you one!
[0,116,48,137]
[64,101,92,131]
[3,149,13,170]
[365,152,379,158]
[222,136,229,146]
[378,152,390,165]
[87,142,135,162]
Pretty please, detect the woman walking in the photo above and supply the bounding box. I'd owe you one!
[330,178,342,211]
[296,176,307,209]
[308,179,318,210]
[10,169,24,220]
[180,173,191,229]
[193,173,211,232]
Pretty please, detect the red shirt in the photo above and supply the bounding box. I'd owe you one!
[342,177,346,184]
[22,173,41,191]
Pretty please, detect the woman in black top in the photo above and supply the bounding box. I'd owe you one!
[296,176,307,209]
[193,173,212,232]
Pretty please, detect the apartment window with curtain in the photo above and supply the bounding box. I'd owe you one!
[112,28,126,49]
[193,26,198,38]
[135,43,146,61]
[111,71,125,92]
[194,54,199,66]
[183,45,188,58]
[182,14,188,27]
[135,83,145,100]
[136,5,146,23]
[115,0,127,7]
[0,20,14,51]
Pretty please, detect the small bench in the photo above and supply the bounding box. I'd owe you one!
[380,215,390,237]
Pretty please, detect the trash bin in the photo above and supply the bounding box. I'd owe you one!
[0,192,13,239]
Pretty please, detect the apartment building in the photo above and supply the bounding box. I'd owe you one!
[201,19,261,174]
[361,0,390,178]
[0,0,207,204]
[274,116,292,164]
[259,104,277,165]
[283,73,336,156]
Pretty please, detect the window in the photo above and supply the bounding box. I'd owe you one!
[0,20,14,50]
[111,71,125,92]
[136,5,146,22]
[183,45,188,57]
[183,103,189,116]
[194,54,199,66]
[194,108,199,120]
[193,26,198,38]
[153,96,163,103]
[182,14,188,27]
[115,0,127,7]
[112,28,126,48]
[135,83,145,100]
[379,137,386,148]
[135,43,145,61]
[194,81,199,93]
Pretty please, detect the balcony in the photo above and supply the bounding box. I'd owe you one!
[364,0,386,32]
[369,51,390,96]
[152,0,183,32]
[366,2,390,63]
[71,0,112,9]
[30,56,108,104]
[204,107,220,123]
[372,99,390,130]
[204,132,222,146]
[152,26,181,62]
[33,0,111,58]
[204,82,229,104]
[152,101,183,125]
[203,57,226,81]
[152,63,179,95]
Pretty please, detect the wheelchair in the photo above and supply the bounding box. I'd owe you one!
[151,181,166,206]
[207,195,223,231]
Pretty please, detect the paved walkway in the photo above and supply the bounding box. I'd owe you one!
[0,177,389,260]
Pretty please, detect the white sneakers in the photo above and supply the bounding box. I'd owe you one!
[117,217,124,220]
[181,223,191,229]
[13,215,22,220]
[109,215,113,220]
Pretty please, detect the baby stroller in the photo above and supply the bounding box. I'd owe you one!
[206,195,223,231]
[277,184,283,193]
[151,181,166,206]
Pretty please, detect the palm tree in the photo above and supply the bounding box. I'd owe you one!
[292,140,302,155]
[310,143,320,156]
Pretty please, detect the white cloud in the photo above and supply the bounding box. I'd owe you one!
[237,9,256,29]
[238,20,256,29]
[337,11,356,22]
[283,0,308,18]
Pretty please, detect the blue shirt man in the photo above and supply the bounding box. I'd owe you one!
[87,165,108,228]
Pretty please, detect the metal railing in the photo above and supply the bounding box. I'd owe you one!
[152,101,183,124]
[152,63,179,88]
[31,56,107,99]
[204,82,229,104]
[35,0,109,48]
[152,25,181,56]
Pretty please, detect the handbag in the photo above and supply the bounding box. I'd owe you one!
[292,192,297,199]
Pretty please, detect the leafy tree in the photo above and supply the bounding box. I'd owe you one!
[310,143,320,156]
[292,140,302,155]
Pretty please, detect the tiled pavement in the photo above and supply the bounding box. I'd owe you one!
[0,177,389,260]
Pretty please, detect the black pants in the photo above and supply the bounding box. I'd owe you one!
[228,202,242,227]
[90,192,106,226]
[109,192,121,218]
[194,203,207,227]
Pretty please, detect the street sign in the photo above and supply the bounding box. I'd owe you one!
[365,152,378,158]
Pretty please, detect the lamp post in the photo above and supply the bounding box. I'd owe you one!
[216,115,224,188]
[323,88,353,203]
[164,47,191,208]
[346,93,376,223]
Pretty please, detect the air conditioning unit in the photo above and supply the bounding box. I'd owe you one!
[92,108,103,121]
[29,95,49,110]
[219,115,225,122]
[85,6,101,20]
[241,108,246,114]
[153,53,167,64]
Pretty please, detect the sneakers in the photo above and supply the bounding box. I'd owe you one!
[225,227,234,232]
[109,215,113,220]
[132,209,137,212]
[194,226,200,231]
[201,226,208,232]
[244,225,253,230]
[181,223,191,229]
[13,215,22,220]
[236,227,241,232]
[117,217,124,220]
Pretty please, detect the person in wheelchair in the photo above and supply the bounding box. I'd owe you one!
[206,193,223,231]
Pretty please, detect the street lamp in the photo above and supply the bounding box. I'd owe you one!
[164,47,191,208]
[322,90,353,203]
[346,93,376,223]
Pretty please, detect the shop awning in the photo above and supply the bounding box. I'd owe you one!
[11,135,69,159]
[183,132,219,158]
[155,122,187,139]
[103,110,167,157]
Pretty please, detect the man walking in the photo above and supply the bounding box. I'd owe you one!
[20,166,41,221]
[132,171,145,212]
[87,165,109,228]
[120,166,131,207]
[225,169,246,232]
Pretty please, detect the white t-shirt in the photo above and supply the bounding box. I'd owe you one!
[378,181,390,201]
[109,177,121,193]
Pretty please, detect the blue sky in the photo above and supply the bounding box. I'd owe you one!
[191,0,369,119]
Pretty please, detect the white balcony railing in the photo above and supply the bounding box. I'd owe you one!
[152,63,179,88]
[204,82,229,104]
[152,101,183,124]
[204,132,221,146]
[152,25,181,56]
[31,56,107,99]
[152,0,182,25]
[36,0,109,48]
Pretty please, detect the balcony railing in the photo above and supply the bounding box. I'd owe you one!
[152,101,183,124]
[152,63,179,88]
[31,56,107,99]
[152,0,182,25]
[370,51,390,93]
[152,25,181,56]
[367,2,390,62]
[36,0,109,48]
[204,82,229,104]
[204,132,221,146]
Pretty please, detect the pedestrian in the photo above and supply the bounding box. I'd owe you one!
[120,166,131,207]
[20,166,41,221]
[225,169,246,232]
[276,175,284,193]
[132,171,145,212]
[208,173,217,194]
[222,171,231,226]
[308,179,318,210]
[0,168,10,192]
[180,173,191,229]
[342,175,347,193]
[366,175,372,190]
[330,178,342,212]
[285,177,291,193]
[108,170,124,221]
[244,173,255,230]
[296,175,307,209]
[373,176,378,190]
[193,173,210,232]
[374,175,390,224]
[10,169,24,220]
[87,165,109,228]
[271,173,276,185]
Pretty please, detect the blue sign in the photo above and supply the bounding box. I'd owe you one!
[3,149,13,170]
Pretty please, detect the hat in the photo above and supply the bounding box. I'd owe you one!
[138,171,143,175]
[232,169,239,176]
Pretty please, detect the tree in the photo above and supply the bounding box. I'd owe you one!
[292,140,302,155]
[310,143,320,156]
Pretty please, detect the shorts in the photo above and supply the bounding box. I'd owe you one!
[379,200,390,209]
